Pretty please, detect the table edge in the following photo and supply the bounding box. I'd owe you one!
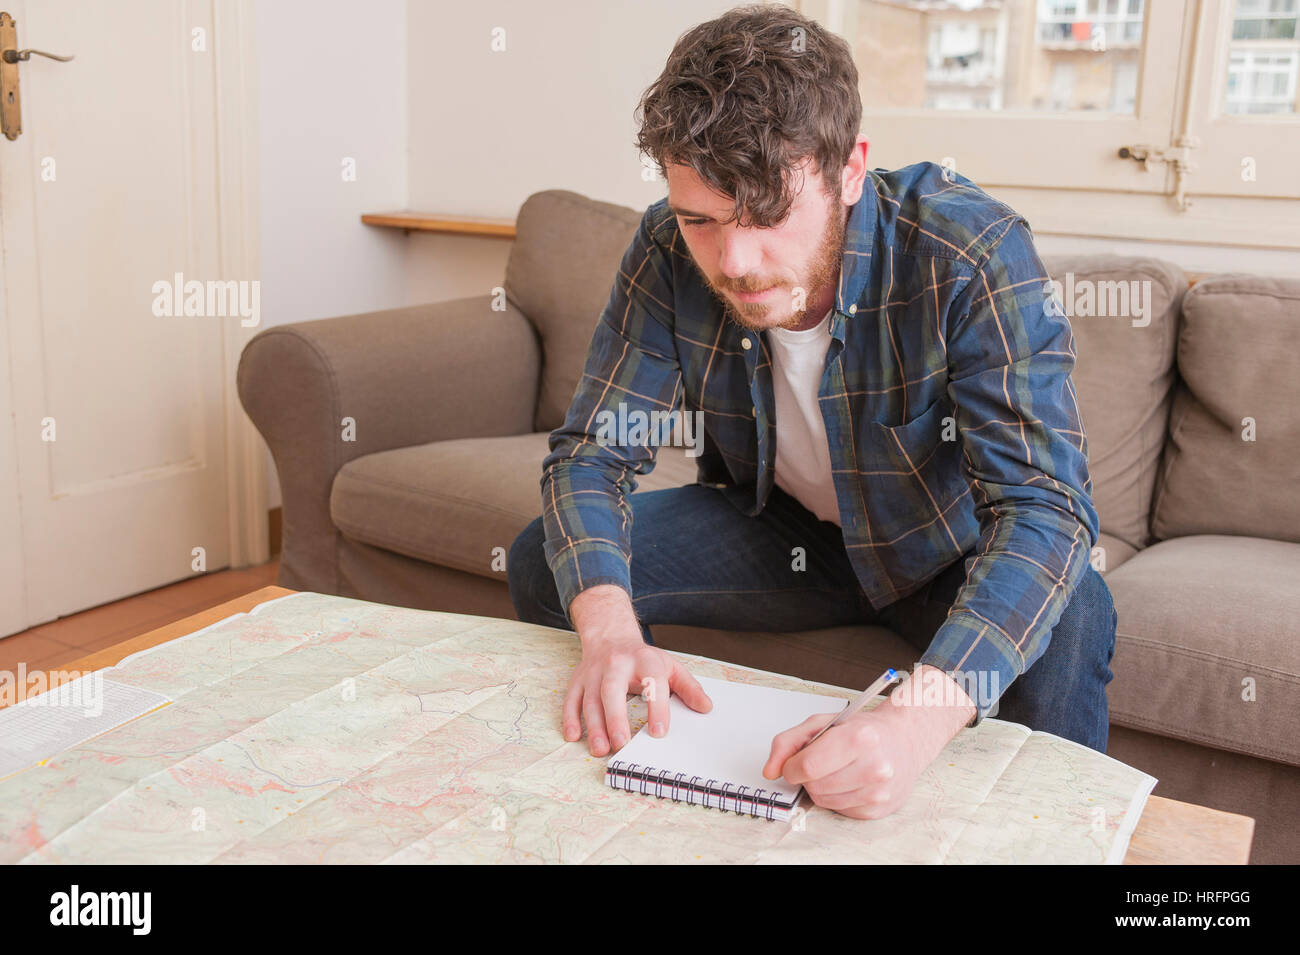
[15,585,298,700]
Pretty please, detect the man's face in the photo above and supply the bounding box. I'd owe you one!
[666,158,847,332]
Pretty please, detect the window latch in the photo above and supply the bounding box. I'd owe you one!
[1117,136,1200,211]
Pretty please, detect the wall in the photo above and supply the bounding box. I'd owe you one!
[403,0,745,307]
[256,0,746,507]
[255,0,411,506]
[1034,233,1300,276]
[257,0,411,327]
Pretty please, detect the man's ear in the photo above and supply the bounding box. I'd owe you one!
[840,134,871,204]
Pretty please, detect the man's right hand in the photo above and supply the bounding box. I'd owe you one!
[562,584,712,756]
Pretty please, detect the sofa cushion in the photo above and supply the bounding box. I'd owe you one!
[1094,532,1137,573]
[1103,534,1300,766]
[330,432,699,580]
[1152,274,1300,543]
[1039,255,1185,550]
[505,191,643,432]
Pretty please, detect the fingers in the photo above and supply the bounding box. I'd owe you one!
[809,759,908,816]
[780,722,866,786]
[804,749,893,797]
[582,685,610,756]
[561,674,584,742]
[560,651,709,755]
[640,663,672,738]
[810,785,893,813]
[668,660,713,714]
[601,670,633,751]
[832,802,892,820]
[762,713,836,780]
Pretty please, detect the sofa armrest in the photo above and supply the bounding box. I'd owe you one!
[237,296,541,592]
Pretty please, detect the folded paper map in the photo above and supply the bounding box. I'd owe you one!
[0,591,1155,864]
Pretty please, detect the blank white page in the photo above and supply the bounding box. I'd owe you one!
[610,675,847,803]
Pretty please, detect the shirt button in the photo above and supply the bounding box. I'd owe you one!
[751,405,757,417]
[848,304,857,315]
[741,337,752,350]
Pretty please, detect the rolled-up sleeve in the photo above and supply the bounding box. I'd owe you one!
[540,211,684,620]
[919,219,1100,724]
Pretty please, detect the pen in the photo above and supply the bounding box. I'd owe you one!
[797,668,901,751]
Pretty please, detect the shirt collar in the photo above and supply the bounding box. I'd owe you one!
[831,170,880,341]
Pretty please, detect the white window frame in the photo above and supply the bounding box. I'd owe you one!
[798,0,1300,250]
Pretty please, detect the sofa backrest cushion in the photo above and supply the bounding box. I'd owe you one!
[1152,274,1300,543]
[506,191,1195,552]
[506,190,642,432]
[1038,254,1186,552]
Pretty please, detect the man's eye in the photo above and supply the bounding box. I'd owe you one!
[682,217,709,226]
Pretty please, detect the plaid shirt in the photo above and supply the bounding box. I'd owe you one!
[540,162,1099,723]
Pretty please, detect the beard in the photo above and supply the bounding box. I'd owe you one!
[708,191,847,333]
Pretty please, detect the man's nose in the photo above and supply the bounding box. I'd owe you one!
[717,227,763,282]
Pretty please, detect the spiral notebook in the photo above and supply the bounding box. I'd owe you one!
[605,675,849,821]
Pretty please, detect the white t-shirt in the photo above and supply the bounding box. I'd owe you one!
[764,309,841,525]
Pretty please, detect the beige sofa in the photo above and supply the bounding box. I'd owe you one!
[238,189,1300,863]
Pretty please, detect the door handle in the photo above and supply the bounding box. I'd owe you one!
[1,11,75,142]
[3,47,75,63]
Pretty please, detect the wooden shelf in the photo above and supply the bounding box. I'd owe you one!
[361,211,517,239]
[362,214,1216,286]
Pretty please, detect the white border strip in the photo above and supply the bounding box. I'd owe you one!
[109,590,312,671]
[1106,773,1159,866]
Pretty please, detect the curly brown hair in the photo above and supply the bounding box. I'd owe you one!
[634,3,861,229]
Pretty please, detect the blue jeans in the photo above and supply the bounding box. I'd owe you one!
[508,484,1116,751]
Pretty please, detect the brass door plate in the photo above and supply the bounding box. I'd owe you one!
[1,12,19,140]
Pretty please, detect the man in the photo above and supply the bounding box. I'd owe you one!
[508,3,1115,820]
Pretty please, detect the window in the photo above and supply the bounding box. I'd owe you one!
[804,0,1300,247]
[1227,50,1300,113]
[1224,0,1300,113]
[1230,0,1298,40]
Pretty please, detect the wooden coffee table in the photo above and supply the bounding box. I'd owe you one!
[18,585,1257,865]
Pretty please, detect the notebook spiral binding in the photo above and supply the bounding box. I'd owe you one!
[607,760,785,821]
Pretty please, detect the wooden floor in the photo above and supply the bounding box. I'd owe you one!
[0,558,282,673]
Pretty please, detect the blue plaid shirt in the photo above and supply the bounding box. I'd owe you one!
[540,162,1099,723]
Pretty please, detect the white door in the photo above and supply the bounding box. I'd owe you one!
[0,0,264,636]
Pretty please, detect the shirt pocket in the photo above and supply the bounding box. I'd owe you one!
[869,396,953,467]
[864,397,973,553]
